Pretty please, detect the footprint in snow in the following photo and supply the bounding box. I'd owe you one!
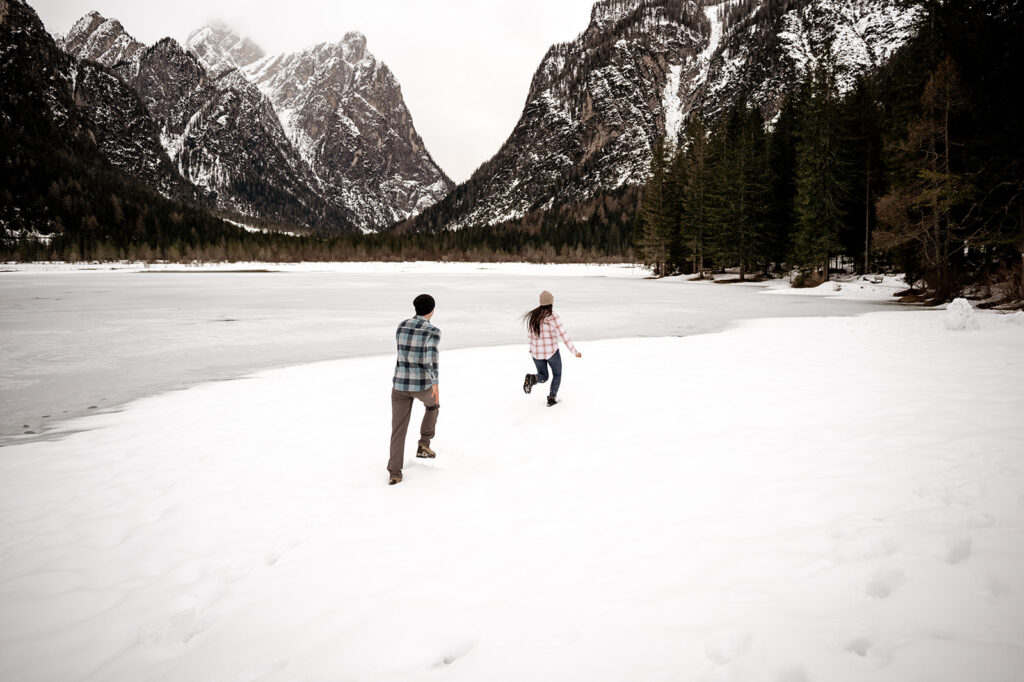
[264,547,284,566]
[916,481,987,506]
[967,513,996,528]
[972,573,1011,603]
[264,538,301,566]
[776,666,809,682]
[237,659,289,681]
[833,533,898,562]
[845,636,872,657]
[433,641,474,667]
[219,563,250,583]
[866,568,905,599]
[139,607,217,645]
[705,627,752,665]
[946,537,972,565]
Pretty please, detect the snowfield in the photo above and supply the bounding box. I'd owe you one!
[1,307,1023,681]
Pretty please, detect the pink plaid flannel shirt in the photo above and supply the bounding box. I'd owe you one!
[529,312,578,359]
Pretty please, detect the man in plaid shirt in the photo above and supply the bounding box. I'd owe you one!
[388,294,441,485]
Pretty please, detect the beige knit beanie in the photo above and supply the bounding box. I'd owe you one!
[539,290,554,306]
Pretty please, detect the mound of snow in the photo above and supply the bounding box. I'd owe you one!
[945,298,980,331]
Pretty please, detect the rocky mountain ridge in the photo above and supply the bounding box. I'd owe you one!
[187,26,453,229]
[55,10,451,231]
[409,0,921,233]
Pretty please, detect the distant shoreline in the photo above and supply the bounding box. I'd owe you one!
[0,261,648,277]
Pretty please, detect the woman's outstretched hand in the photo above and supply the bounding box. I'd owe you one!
[576,352,582,358]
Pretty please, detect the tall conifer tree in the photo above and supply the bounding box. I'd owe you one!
[793,63,852,282]
[681,116,712,276]
[636,138,674,276]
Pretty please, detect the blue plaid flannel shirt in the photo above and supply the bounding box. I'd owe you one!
[393,316,440,392]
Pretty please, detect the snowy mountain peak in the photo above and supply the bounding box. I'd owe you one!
[59,10,145,68]
[66,10,103,37]
[341,30,368,60]
[185,21,265,76]
[50,8,450,231]
[240,33,452,229]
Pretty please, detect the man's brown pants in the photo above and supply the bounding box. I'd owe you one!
[389,387,439,477]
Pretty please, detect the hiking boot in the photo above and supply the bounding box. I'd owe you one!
[416,443,436,459]
[547,396,558,407]
[523,373,538,394]
[389,474,402,485]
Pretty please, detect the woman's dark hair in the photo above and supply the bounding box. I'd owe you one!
[522,304,553,336]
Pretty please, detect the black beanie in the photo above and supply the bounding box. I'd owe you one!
[413,294,435,316]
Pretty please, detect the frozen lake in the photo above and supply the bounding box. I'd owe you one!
[0,264,905,444]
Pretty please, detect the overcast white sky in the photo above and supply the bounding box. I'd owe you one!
[32,0,600,183]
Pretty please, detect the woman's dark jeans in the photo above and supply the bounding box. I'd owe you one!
[532,349,562,397]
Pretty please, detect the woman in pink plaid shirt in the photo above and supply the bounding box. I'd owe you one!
[521,290,582,406]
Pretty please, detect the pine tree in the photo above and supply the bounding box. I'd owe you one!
[875,57,973,300]
[707,103,770,280]
[735,106,771,279]
[767,88,804,273]
[792,63,852,283]
[636,138,674,276]
[705,115,734,273]
[666,144,688,271]
[843,76,884,274]
[680,115,712,276]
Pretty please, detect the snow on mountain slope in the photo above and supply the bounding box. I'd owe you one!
[699,0,921,121]
[54,11,450,231]
[57,10,144,68]
[777,0,920,91]
[412,0,921,232]
[67,58,193,198]
[58,13,350,231]
[185,20,265,77]
[188,25,453,230]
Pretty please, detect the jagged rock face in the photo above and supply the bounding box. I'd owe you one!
[1,0,82,140]
[124,38,209,155]
[0,0,183,200]
[413,0,920,232]
[0,0,200,234]
[418,0,706,230]
[695,0,921,124]
[69,59,192,198]
[59,13,350,231]
[174,68,334,227]
[185,21,265,77]
[189,28,454,229]
[56,13,451,232]
[57,10,144,68]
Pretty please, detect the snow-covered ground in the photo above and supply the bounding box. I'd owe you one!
[657,272,911,303]
[1,307,1023,681]
[760,274,910,301]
